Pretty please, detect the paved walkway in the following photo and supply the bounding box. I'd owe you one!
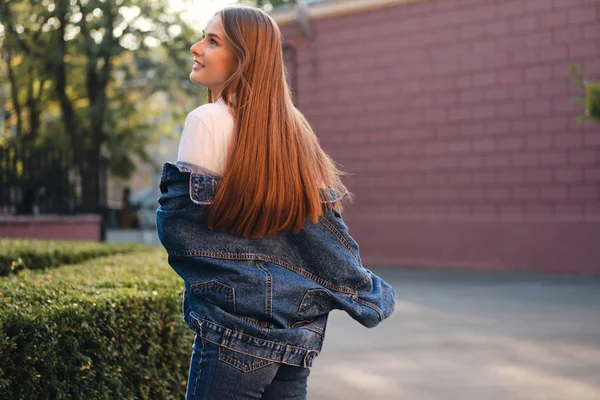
[308,269,600,400]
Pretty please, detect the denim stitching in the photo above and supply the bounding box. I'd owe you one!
[191,280,237,313]
[356,298,384,321]
[192,329,205,399]
[196,316,317,354]
[255,262,273,320]
[320,217,360,263]
[218,346,274,373]
[170,250,357,295]
[353,273,372,290]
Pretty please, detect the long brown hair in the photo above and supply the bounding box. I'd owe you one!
[207,6,352,239]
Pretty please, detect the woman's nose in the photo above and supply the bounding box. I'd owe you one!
[190,42,202,56]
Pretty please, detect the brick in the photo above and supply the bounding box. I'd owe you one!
[496,1,524,18]
[553,26,584,44]
[525,32,553,48]
[462,123,485,136]
[510,48,540,65]
[484,52,510,68]
[443,173,470,186]
[568,8,598,24]
[584,168,600,182]
[513,187,539,200]
[472,72,496,87]
[524,204,553,215]
[472,171,495,185]
[472,204,496,215]
[540,152,568,166]
[568,150,598,165]
[524,99,554,116]
[485,121,512,136]
[484,154,511,168]
[584,204,600,216]
[425,142,448,155]
[470,105,495,120]
[434,157,459,170]
[511,153,539,167]
[524,0,553,13]
[538,45,568,63]
[554,204,583,216]
[541,187,567,200]
[526,169,553,183]
[494,137,524,151]
[487,188,511,201]
[553,133,584,148]
[538,9,569,28]
[497,69,524,85]
[460,187,484,200]
[569,186,598,200]
[511,15,537,32]
[448,140,471,153]
[471,4,496,22]
[460,24,484,40]
[510,84,539,99]
[554,168,583,183]
[497,103,523,118]
[525,66,554,82]
[496,170,525,184]
[500,204,525,215]
[460,155,485,169]
[485,87,511,102]
[460,90,485,104]
[485,20,511,36]
[511,119,539,133]
[569,42,598,59]
[540,116,568,132]
[472,40,497,55]
[553,97,579,113]
[472,138,495,152]
[540,82,569,97]
[448,107,471,122]
[583,24,600,41]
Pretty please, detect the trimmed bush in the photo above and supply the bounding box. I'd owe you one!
[0,249,194,400]
[0,239,154,276]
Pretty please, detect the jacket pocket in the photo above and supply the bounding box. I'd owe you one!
[191,280,237,313]
[289,289,333,331]
[218,346,275,373]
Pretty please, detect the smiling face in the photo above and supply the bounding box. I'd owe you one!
[189,15,238,99]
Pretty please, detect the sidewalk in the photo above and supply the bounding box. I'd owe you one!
[308,269,600,400]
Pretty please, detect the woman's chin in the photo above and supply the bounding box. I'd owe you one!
[189,72,203,84]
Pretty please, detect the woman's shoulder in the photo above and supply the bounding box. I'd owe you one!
[187,100,232,124]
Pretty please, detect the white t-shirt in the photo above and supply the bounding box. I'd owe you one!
[176,97,233,176]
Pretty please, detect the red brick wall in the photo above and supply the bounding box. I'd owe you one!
[0,215,102,241]
[280,0,600,273]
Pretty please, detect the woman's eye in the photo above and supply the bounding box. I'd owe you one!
[211,39,217,45]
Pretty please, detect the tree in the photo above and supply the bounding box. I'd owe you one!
[1,0,198,213]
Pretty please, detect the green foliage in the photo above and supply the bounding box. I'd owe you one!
[0,250,193,400]
[0,0,201,209]
[570,64,600,122]
[0,239,154,276]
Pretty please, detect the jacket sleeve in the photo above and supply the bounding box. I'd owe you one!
[321,210,397,328]
[345,269,396,328]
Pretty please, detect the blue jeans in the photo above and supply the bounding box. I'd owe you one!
[186,334,311,399]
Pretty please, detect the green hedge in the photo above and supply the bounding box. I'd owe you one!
[0,239,154,276]
[0,250,194,400]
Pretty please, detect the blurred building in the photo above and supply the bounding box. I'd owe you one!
[273,0,600,273]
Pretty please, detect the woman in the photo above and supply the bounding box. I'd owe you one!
[156,5,396,400]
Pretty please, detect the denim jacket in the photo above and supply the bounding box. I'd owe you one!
[156,161,396,369]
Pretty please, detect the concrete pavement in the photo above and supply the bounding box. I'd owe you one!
[308,269,600,400]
